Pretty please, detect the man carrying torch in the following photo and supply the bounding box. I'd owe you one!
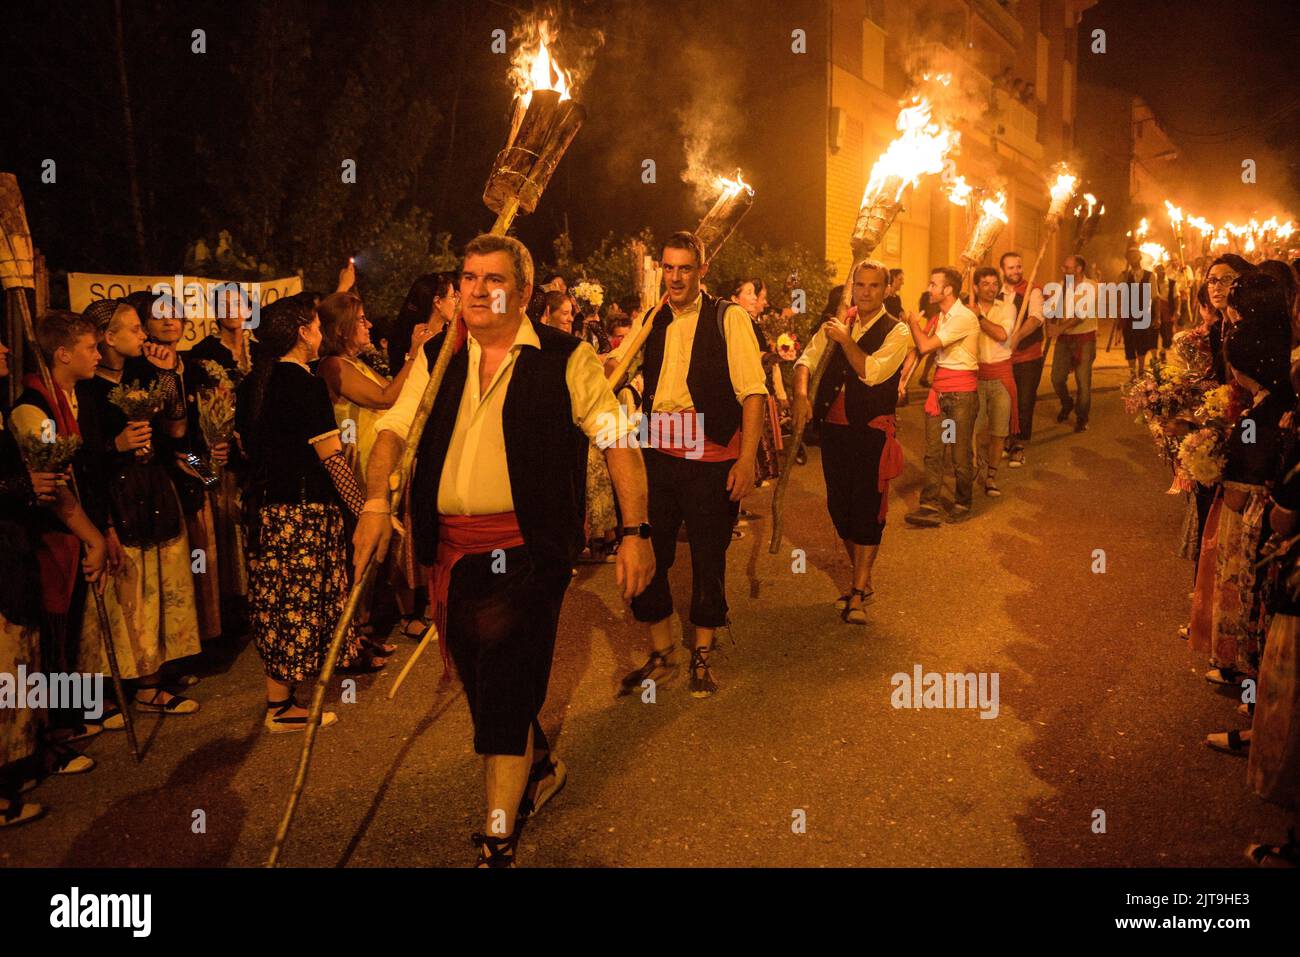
[791,259,911,623]
[352,235,655,867]
[607,231,768,699]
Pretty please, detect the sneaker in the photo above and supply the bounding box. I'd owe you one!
[618,647,679,696]
[947,504,973,523]
[984,478,1002,497]
[689,647,718,698]
[264,699,338,734]
[1008,448,1025,469]
[1074,421,1088,433]
[904,507,943,528]
[1056,403,1073,423]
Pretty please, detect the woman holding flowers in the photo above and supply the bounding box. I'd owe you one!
[1198,277,1295,753]
[187,286,252,628]
[79,297,202,715]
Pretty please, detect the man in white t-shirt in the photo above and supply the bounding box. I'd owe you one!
[1049,254,1098,433]
[971,266,1018,497]
[903,266,981,525]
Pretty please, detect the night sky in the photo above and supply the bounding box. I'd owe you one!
[1,0,1296,290]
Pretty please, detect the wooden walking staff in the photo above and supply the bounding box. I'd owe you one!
[1008,166,1077,361]
[0,173,142,763]
[769,97,956,553]
[604,170,755,390]
[267,23,587,867]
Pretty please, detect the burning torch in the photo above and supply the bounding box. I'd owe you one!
[959,189,1009,306]
[1072,193,1103,254]
[268,20,589,867]
[1009,164,1077,339]
[770,97,956,553]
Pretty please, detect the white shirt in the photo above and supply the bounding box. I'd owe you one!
[1053,277,1099,335]
[795,306,912,385]
[374,316,631,515]
[975,298,1017,365]
[607,294,768,411]
[933,300,980,372]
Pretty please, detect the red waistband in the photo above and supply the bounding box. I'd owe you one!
[976,359,1015,380]
[925,368,978,417]
[647,409,740,462]
[1012,342,1043,362]
[429,512,526,678]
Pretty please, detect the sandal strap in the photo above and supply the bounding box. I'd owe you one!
[471,830,518,867]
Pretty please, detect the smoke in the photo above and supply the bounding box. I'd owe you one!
[675,38,744,210]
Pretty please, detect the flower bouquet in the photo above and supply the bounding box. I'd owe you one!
[197,365,236,472]
[18,432,81,487]
[108,379,167,461]
[1178,427,1226,486]
[573,279,604,313]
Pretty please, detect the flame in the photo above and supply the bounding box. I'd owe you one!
[1188,215,1214,236]
[1049,171,1077,204]
[1212,229,1229,248]
[712,169,754,200]
[511,21,572,109]
[1279,222,1295,241]
[981,192,1009,224]
[860,98,957,207]
[1098,205,1105,216]
[1076,192,1097,218]
[922,71,953,87]
[1135,217,1149,240]
[1164,200,1183,225]
[946,176,972,206]
[1139,241,1170,264]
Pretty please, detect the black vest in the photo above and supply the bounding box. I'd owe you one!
[641,292,743,447]
[1012,286,1042,349]
[813,311,904,426]
[410,319,589,586]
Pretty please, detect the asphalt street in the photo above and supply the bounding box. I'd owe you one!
[3,327,1286,867]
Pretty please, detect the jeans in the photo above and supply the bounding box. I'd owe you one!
[1051,335,1096,425]
[1010,356,1044,446]
[922,391,978,510]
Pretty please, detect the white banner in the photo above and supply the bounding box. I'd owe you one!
[67,272,302,350]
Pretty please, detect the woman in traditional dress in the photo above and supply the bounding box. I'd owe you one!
[1246,401,1300,865]
[79,297,203,715]
[186,286,253,632]
[125,290,224,645]
[317,291,433,650]
[237,297,378,734]
[1201,275,1294,755]
[0,337,108,825]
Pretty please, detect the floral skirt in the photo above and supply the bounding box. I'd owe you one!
[1249,613,1300,810]
[585,442,618,541]
[755,394,784,483]
[248,503,361,683]
[78,534,202,681]
[0,612,40,767]
[1207,483,1269,675]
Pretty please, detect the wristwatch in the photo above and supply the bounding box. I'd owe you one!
[618,523,652,539]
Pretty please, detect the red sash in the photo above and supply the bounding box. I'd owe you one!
[647,409,740,461]
[428,512,526,674]
[976,359,1020,435]
[924,368,978,417]
[1058,330,1096,370]
[1010,281,1044,363]
[23,374,83,615]
[868,415,904,522]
